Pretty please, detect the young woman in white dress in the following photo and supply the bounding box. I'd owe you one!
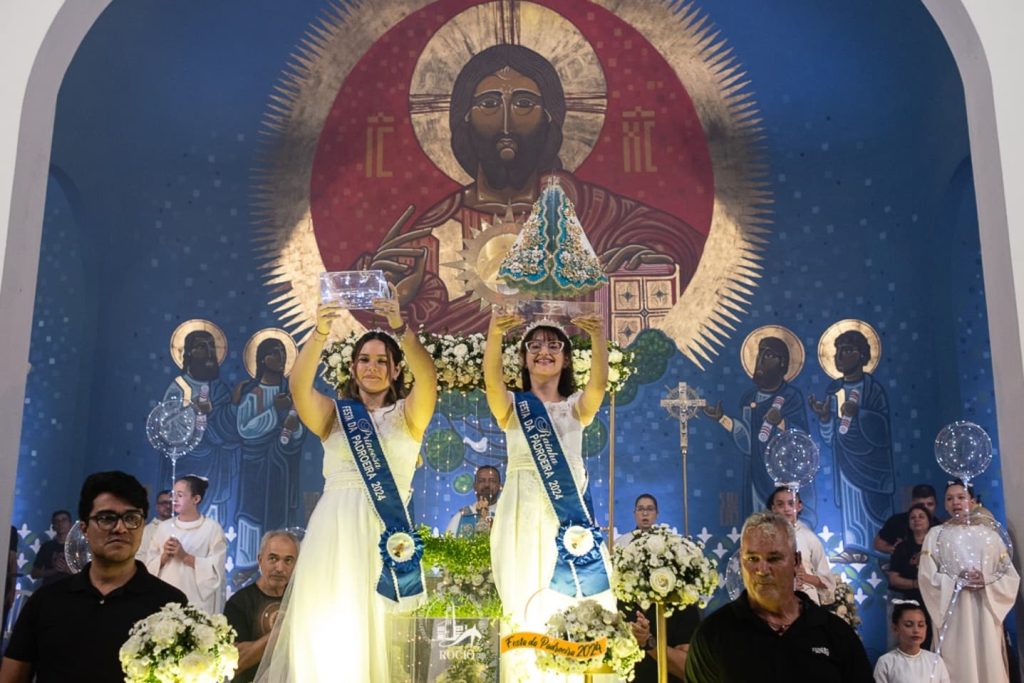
[145,474,227,614]
[918,480,1020,683]
[255,291,437,682]
[483,311,613,682]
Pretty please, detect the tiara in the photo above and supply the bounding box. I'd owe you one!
[363,327,402,345]
[182,474,209,482]
[891,599,920,606]
[521,318,568,340]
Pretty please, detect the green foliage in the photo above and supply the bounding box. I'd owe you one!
[581,419,607,458]
[423,429,465,472]
[614,329,678,406]
[415,526,503,619]
[418,525,492,573]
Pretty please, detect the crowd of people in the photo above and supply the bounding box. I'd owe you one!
[0,290,1020,683]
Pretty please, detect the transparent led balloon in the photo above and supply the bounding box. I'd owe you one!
[765,429,820,491]
[64,523,91,573]
[934,421,992,486]
[723,552,743,601]
[933,510,1013,588]
[146,398,205,458]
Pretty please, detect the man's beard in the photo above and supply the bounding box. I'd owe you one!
[753,367,784,391]
[188,359,220,382]
[471,125,549,190]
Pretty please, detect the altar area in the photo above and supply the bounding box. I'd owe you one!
[3,0,1016,675]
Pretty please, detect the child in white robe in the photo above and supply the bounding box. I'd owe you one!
[874,601,949,683]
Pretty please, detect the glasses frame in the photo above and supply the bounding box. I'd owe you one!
[88,511,146,531]
[525,340,565,354]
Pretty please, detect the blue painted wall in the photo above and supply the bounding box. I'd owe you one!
[11,0,1002,663]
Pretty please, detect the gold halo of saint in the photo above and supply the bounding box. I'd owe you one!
[817,319,881,380]
[169,319,228,370]
[740,325,805,382]
[242,328,298,379]
[409,1,606,184]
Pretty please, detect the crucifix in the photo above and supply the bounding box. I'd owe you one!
[660,382,705,535]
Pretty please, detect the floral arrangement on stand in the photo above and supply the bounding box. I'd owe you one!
[534,599,644,680]
[827,577,861,631]
[119,602,238,683]
[611,524,719,614]
[321,330,634,395]
[414,525,502,619]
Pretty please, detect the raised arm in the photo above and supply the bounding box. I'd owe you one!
[375,285,437,441]
[573,313,608,425]
[291,304,343,441]
[484,311,522,430]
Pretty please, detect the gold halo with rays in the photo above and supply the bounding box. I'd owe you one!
[242,328,298,379]
[740,325,805,383]
[169,320,228,370]
[408,1,607,184]
[252,0,771,364]
[817,319,882,380]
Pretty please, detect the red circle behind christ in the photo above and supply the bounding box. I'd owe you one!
[310,0,714,333]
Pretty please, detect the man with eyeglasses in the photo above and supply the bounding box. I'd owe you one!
[136,489,173,561]
[1,471,186,683]
[445,466,503,537]
[616,493,659,549]
[617,494,702,682]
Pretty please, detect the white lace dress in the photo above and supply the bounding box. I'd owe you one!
[256,400,421,682]
[491,391,614,683]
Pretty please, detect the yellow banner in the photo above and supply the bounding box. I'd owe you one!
[500,632,607,659]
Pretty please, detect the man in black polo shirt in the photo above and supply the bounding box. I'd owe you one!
[0,471,186,683]
[224,529,299,682]
[684,511,871,682]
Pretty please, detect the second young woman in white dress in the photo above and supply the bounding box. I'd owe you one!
[256,291,437,682]
[145,474,227,614]
[484,311,614,682]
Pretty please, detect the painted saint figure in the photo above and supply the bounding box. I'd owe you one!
[704,328,810,522]
[809,323,893,562]
[162,321,240,530]
[232,331,306,566]
[256,287,437,683]
[359,44,705,333]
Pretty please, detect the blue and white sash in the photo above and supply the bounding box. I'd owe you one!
[514,392,609,597]
[336,399,424,602]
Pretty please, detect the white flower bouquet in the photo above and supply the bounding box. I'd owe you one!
[612,524,719,614]
[535,599,643,680]
[119,602,238,683]
[827,577,861,630]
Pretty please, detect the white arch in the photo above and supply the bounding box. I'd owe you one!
[1,0,1021,632]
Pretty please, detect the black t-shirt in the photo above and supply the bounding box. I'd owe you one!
[223,583,284,683]
[624,603,701,683]
[683,592,872,683]
[32,539,72,586]
[6,561,186,683]
[888,539,924,601]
